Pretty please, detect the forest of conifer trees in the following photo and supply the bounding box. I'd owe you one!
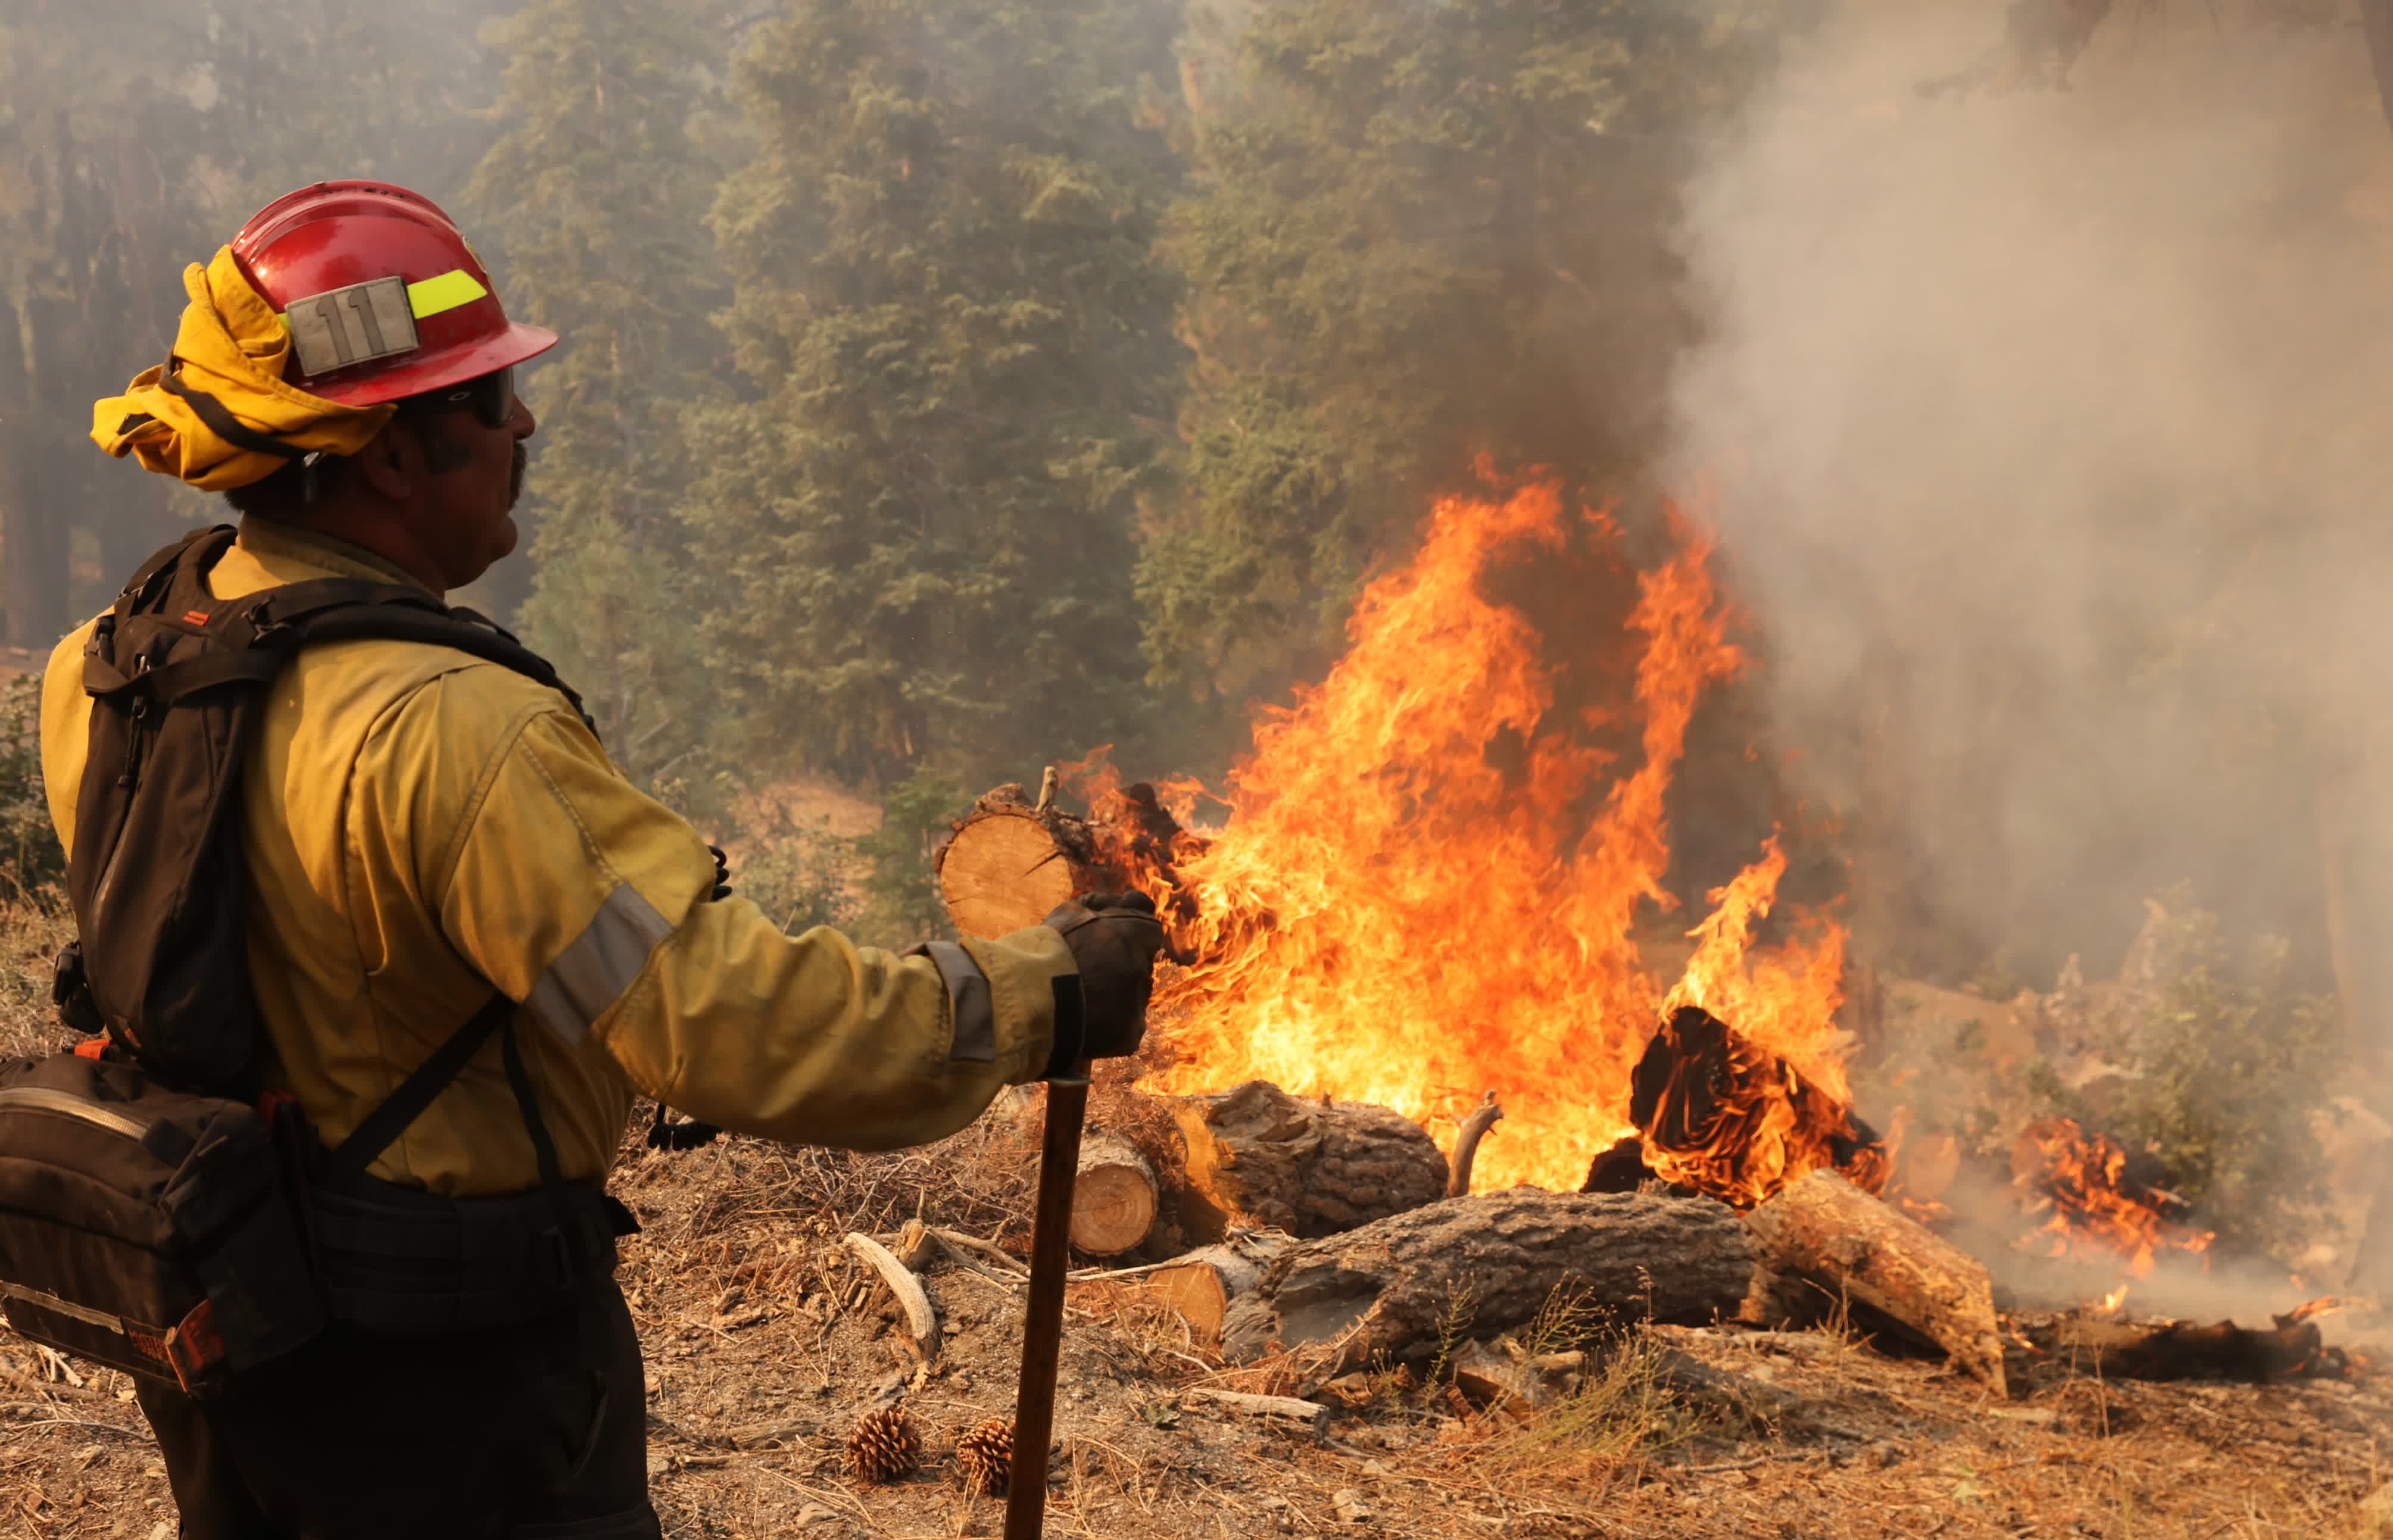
[0,0,1786,792]
[11,1,2393,989]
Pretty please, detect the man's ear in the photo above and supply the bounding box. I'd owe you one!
[350,419,416,503]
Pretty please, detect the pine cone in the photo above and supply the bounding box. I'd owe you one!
[845,1405,921,1485]
[956,1416,1013,1497]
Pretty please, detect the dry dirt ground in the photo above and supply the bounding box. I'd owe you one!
[3,898,2391,1539]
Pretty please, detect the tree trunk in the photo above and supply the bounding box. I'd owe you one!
[1742,1169,2007,1395]
[1069,1133,1158,1258]
[1218,1191,1755,1379]
[0,374,70,650]
[1144,1230,1294,1348]
[1174,1080,1447,1243]
[2365,0,2393,136]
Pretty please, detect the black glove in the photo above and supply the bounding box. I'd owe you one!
[1040,891,1168,1074]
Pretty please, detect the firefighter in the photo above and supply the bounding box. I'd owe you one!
[45,181,1165,1538]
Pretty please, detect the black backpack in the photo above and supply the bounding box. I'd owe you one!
[0,526,626,1395]
[59,524,591,1089]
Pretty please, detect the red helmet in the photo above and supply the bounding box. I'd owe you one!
[227,180,556,407]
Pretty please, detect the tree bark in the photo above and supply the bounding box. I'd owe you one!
[1069,1133,1158,1258]
[1742,1169,2007,1395]
[1174,1080,1447,1243]
[1218,1190,1755,1378]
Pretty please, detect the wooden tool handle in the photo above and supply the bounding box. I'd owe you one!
[1004,1065,1090,1539]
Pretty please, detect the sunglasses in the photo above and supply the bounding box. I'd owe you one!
[397,365,516,430]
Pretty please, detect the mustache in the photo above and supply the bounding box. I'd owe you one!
[508,441,528,507]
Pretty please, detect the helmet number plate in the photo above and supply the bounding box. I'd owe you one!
[283,276,419,379]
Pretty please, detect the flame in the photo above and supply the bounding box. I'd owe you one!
[1079,475,1869,1198]
[2100,1284,2130,1316]
[2011,1118,2214,1277]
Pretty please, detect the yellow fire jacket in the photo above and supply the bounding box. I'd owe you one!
[41,519,1070,1195]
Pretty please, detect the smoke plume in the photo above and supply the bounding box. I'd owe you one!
[1668,1,2393,997]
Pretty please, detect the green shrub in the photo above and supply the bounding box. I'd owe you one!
[0,676,64,901]
[2107,909,2337,1260]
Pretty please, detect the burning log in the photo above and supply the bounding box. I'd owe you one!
[1631,1005,1886,1205]
[1069,1133,1159,1257]
[1174,1080,1449,1243]
[935,776,1205,941]
[1743,1169,2007,1395]
[2016,1313,2335,1383]
[1143,1230,1296,1348]
[1217,1190,1756,1379]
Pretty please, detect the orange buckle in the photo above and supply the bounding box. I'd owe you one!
[164,1299,226,1395]
[71,1039,107,1062]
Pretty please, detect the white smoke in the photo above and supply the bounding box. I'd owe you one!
[1668,1,2393,998]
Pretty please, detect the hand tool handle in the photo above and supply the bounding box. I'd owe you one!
[1004,1064,1090,1539]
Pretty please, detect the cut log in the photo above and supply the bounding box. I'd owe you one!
[934,784,1109,939]
[1218,1190,1756,1379]
[1445,1092,1505,1199]
[1174,1080,1448,1242]
[1742,1169,2006,1395]
[2017,1314,2335,1382]
[1143,1230,1295,1348]
[1069,1133,1159,1258]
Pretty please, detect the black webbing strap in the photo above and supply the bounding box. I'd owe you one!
[497,1013,567,1194]
[319,994,515,1188]
[154,357,309,462]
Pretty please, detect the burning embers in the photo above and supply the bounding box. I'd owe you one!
[2012,1117,2213,1277]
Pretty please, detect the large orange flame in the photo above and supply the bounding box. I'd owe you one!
[1084,476,1864,1197]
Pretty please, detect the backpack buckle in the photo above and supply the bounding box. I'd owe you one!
[164,1298,229,1396]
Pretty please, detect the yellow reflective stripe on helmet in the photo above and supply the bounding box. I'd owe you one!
[404,269,489,320]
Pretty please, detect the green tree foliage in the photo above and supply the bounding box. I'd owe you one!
[850,768,968,948]
[685,0,1185,788]
[1149,0,1780,705]
[466,0,734,781]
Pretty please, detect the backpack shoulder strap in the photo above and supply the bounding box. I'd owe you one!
[244,586,595,732]
[318,994,517,1187]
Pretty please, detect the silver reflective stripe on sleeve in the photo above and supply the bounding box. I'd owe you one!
[524,883,673,1047]
[914,940,996,1063]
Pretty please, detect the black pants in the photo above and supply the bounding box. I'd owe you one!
[134,1270,659,1539]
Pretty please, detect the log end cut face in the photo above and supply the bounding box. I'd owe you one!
[936,810,1086,938]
